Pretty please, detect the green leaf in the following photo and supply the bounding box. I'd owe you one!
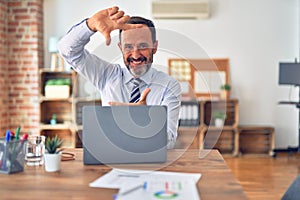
[45,135,63,154]
[45,79,71,86]
[220,84,231,90]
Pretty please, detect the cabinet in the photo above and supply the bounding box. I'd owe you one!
[39,69,101,148]
[175,101,201,149]
[199,99,239,156]
[176,99,239,156]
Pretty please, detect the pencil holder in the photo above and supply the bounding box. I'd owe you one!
[0,138,27,174]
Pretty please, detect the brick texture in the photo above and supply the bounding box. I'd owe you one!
[0,0,43,136]
[0,0,8,135]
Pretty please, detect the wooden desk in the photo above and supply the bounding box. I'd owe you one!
[0,149,247,200]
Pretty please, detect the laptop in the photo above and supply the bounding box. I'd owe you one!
[82,105,168,165]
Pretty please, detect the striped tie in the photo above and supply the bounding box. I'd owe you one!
[130,78,142,103]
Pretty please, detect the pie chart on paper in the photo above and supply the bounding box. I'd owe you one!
[154,190,179,199]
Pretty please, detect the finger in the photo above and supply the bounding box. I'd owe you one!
[108,101,118,106]
[103,32,111,45]
[108,6,119,16]
[110,10,125,20]
[108,101,129,106]
[120,23,144,31]
[116,15,131,24]
[139,88,151,102]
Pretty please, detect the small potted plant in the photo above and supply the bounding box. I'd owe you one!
[220,84,231,100]
[50,114,57,125]
[213,111,226,127]
[45,78,71,98]
[44,135,63,172]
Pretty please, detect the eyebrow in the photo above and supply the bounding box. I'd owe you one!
[123,42,150,48]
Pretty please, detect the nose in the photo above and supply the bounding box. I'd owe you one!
[131,46,141,58]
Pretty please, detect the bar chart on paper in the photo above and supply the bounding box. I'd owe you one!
[117,179,200,200]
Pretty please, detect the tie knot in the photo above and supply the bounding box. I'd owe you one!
[133,78,142,86]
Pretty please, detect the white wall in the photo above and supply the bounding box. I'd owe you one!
[44,0,300,148]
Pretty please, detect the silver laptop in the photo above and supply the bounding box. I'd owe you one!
[82,105,168,165]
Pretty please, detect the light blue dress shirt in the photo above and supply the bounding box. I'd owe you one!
[58,20,181,148]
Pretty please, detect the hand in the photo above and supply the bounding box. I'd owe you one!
[109,88,151,106]
[87,6,142,45]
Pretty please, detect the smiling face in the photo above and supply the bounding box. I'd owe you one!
[118,25,158,78]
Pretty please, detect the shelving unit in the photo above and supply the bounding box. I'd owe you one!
[199,99,239,156]
[168,58,241,155]
[38,69,101,148]
[175,101,201,149]
[39,69,76,148]
[176,99,239,155]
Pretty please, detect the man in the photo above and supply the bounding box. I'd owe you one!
[58,6,181,148]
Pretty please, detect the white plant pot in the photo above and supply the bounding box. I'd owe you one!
[44,153,61,172]
[220,90,229,100]
[215,118,224,127]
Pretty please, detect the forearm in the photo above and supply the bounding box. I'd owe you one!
[58,20,95,69]
[58,20,116,91]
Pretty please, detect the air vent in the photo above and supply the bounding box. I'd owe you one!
[152,0,210,19]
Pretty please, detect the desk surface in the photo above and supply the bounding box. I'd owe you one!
[0,149,247,200]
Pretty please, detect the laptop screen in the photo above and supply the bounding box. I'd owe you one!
[82,105,168,165]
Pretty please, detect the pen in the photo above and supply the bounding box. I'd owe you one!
[113,182,147,200]
[10,126,21,167]
[16,133,28,152]
[11,133,29,170]
[2,130,11,170]
[21,133,29,143]
[5,130,11,142]
[15,126,21,140]
[10,132,15,141]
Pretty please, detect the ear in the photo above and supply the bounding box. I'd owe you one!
[152,40,158,54]
[118,42,122,52]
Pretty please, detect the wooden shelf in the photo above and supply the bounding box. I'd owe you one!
[203,126,238,131]
[74,97,101,102]
[39,69,77,148]
[199,99,239,156]
[39,96,74,102]
[75,125,83,131]
[39,123,74,130]
[178,126,200,131]
[176,99,239,156]
[38,69,102,148]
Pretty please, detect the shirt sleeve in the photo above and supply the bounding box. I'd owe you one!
[163,79,182,149]
[57,19,117,90]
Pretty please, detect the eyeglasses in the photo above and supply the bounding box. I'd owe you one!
[123,43,153,53]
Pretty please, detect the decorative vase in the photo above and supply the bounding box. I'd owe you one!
[50,118,56,125]
[215,118,224,127]
[44,153,61,172]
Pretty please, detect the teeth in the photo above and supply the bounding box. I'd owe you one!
[132,61,142,64]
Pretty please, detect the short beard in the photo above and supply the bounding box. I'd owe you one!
[125,52,154,78]
[127,63,151,77]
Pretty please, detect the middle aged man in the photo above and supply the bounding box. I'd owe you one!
[58,6,181,148]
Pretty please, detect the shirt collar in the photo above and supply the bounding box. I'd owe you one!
[123,65,153,85]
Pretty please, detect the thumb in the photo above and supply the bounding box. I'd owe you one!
[103,32,111,46]
[139,88,151,102]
